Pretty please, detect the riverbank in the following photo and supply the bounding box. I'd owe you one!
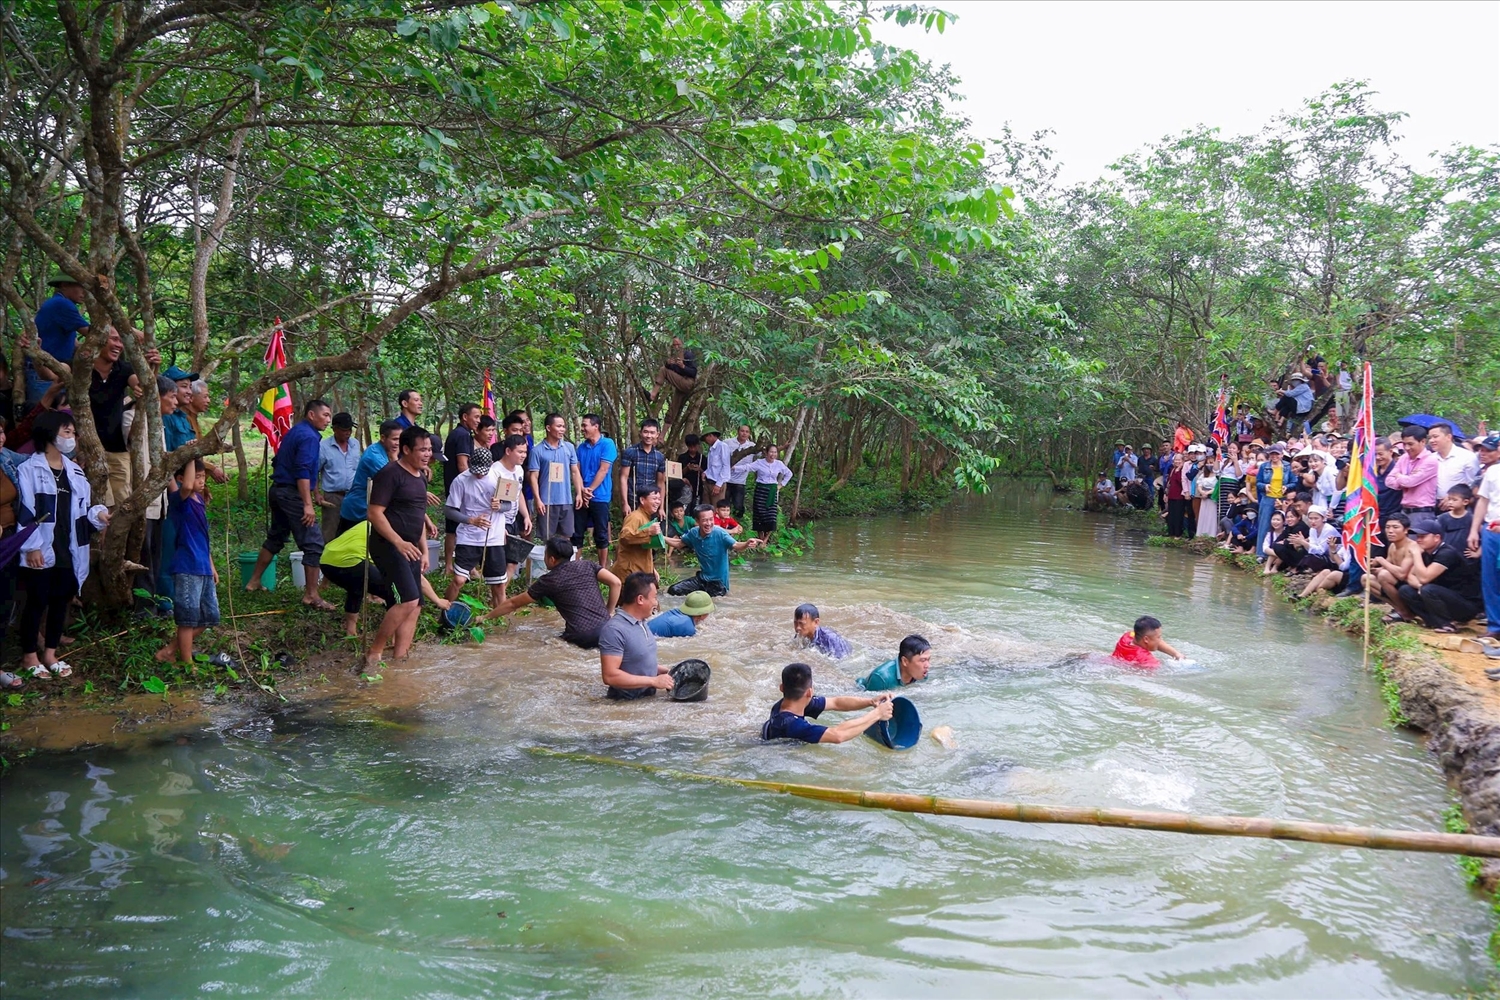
[1151,534,1500,892]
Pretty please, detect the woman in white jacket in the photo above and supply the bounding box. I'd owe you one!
[15,410,110,679]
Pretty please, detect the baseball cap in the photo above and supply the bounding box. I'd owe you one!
[163,365,198,381]
[1409,516,1443,537]
[1476,434,1500,452]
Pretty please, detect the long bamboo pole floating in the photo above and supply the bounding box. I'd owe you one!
[531,748,1500,859]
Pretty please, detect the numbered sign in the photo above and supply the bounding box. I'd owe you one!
[548,461,565,484]
[665,460,683,479]
[494,479,521,503]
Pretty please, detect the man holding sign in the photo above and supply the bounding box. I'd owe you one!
[618,419,668,514]
[444,446,509,608]
[613,486,664,582]
[526,413,583,543]
[574,413,618,565]
[494,433,532,581]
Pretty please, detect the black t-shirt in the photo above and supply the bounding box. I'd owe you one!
[1139,456,1161,479]
[1422,543,1481,601]
[443,425,474,496]
[367,460,429,554]
[677,449,703,492]
[52,466,72,566]
[1437,511,1473,553]
[89,360,135,452]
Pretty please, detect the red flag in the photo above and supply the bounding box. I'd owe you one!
[483,369,496,419]
[251,318,295,452]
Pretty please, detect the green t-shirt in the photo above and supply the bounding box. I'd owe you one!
[858,659,903,692]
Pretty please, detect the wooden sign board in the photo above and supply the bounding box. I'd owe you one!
[665,461,683,479]
[494,479,521,503]
[548,461,565,484]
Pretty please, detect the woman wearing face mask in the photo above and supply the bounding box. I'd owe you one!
[14,410,110,679]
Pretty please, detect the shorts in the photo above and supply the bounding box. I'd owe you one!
[606,685,656,701]
[538,503,575,542]
[454,543,508,585]
[562,626,603,650]
[505,534,535,568]
[173,573,221,629]
[370,541,424,605]
[321,562,395,615]
[573,499,611,549]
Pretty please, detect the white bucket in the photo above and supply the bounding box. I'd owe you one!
[427,537,443,572]
[527,544,547,581]
[290,550,305,588]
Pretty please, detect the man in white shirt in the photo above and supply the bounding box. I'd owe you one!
[493,433,533,583]
[702,429,731,503]
[1466,435,1499,648]
[1430,423,1480,509]
[444,446,508,607]
[724,424,759,519]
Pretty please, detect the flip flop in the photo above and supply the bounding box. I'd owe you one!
[0,671,21,690]
[1381,612,1408,624]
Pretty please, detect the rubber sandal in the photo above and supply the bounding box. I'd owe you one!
[46,661,73,678]
[0,671,21,689]
[1381,612,1407,624]
[1432,625,1459,635]
[28,664,52,679]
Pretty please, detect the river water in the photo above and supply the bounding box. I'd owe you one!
[1,483,1492,996]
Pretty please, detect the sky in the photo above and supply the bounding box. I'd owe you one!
[873,0,1500,187]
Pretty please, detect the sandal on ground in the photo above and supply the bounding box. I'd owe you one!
[47,661,73,678]
[1431,625,1459,635]
[0,671,22,689]
[1381,612,1408,624]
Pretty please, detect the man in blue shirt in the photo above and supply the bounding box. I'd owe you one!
[26,274,90,407]
[526,412,583,543]
[317,412,360,546]
[761,662,892,743]
[393,389,423,429]
[792,603,852,659]
[574,413,618,565]
[664,503,763,596]
[647,590,714,638]
[340,420,402,531]
[247,398,336,608]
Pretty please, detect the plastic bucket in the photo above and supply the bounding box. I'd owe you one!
[669,659,711,702]
[290,550,305,589]
[864,696,921,750]
[237,551,275,590]
[527,543,547,580]
[426,537,442,572]
[442,602,474,630]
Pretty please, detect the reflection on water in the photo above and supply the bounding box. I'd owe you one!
[1,482,1492,996]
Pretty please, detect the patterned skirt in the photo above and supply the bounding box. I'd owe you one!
[752,483,780,533]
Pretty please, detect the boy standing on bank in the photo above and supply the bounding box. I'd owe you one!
[157,459,219,664]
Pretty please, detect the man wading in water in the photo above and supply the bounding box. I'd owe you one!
[598,572,676,700]
[663,503,764,596]
[364,426,435,671]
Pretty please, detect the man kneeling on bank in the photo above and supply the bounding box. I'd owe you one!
[762,663,893,744]
[599,571,675,700]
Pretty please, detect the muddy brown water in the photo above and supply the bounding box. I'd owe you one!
[0,483,1492,996]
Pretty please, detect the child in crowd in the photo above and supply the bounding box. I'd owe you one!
[761,662,892,744]
[859,634,931,691]
[712,499,742,536]
[792,603,852,659]
[666,501,692,538]
[1438,484,1474,551]
[157,459,219,664]
[1111,615,1184,667]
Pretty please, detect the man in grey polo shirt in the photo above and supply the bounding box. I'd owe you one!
[598,572,675,700]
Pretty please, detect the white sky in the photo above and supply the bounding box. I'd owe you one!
[875,0,1500,187]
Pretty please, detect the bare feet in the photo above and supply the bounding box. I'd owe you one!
[245,581,266,593]
[302,597,338,611]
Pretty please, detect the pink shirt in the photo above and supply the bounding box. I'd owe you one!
[1385,448,1439,509]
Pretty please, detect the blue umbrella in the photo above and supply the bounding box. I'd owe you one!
[1398,414,1467,439]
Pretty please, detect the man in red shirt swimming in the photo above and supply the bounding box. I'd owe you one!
[1112,615,1185,667]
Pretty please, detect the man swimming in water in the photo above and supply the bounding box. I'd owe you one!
[1111,615,1184,666]
[761,662,893,744]
[858,634,930,691]
[793,603,852,659]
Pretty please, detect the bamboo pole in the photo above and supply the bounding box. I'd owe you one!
[530,749,1500,859]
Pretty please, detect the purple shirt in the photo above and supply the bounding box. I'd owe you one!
[1385,448,1439,509]
[810,626,852,660]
